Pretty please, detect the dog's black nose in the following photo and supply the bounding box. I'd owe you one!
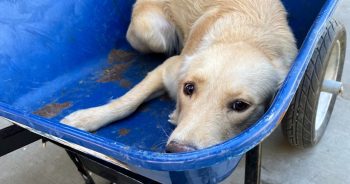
[166,141,197,153]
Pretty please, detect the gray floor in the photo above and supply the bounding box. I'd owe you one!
[1,2,350,184]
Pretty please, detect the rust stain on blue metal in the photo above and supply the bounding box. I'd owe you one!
[98,63,131,82]
[119,79,132,88]
[108,49,136,63]
[97,49,136,86]
[118,128,130,137]
[33,102,72,118]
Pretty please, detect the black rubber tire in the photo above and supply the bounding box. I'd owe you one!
[282,19,347,148]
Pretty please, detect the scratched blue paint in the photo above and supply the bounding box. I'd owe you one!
[0,0,340,183]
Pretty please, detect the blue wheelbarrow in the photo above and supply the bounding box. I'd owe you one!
[0,0,347,183]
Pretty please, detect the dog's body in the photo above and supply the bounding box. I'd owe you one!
[62,0,297,152]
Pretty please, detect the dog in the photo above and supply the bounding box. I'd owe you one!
[61,0,297,153]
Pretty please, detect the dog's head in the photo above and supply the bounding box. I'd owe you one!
[166,42,288,153]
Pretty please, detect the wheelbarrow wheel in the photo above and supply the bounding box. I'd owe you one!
[282,19,346,148]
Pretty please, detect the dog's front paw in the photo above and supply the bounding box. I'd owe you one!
[61,107,108,132]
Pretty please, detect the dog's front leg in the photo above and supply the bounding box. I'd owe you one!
[61,56,182,131]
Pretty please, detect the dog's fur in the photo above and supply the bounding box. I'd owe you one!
[62,0,297,151]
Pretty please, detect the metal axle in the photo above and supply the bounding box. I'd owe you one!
[321,80,343,95]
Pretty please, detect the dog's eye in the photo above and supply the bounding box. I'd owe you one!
[230,100,250,112]
[183,82,195,96]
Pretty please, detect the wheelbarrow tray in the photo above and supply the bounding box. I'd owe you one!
[0,0,341,183]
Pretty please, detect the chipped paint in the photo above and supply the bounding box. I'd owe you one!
[98,63,131,82]
[119,79,133,88]
[118,128,130,136]
[108,49,136,64]
[97,49,136,85]
[34,102,72,118]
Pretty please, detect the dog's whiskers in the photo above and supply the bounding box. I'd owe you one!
[160,126,170,138]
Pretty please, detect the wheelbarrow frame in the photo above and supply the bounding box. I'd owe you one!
[0,123,262,184]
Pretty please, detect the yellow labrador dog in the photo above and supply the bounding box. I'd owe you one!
[62,0,297,153]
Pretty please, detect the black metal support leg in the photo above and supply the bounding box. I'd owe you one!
[52,140,157,184]
[62,146,157,184]
[0,125,41,157]
[66,150,96,184]
[244,144,262,184]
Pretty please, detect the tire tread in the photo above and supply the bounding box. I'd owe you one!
[282,19,346,148]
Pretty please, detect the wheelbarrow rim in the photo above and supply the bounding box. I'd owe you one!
[315,38,342,139]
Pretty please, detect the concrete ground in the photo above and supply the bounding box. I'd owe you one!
[1,2,350,184]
